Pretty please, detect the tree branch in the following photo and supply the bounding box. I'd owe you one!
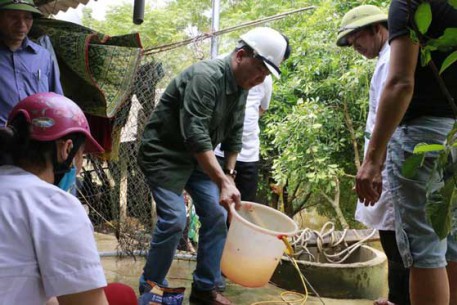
[342,99,361,170]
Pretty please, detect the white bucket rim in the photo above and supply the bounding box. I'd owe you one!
[229,201,299,238]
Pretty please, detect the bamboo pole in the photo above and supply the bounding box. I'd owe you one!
[144,6,316,55]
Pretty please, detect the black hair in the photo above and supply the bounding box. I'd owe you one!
[0,113,52,167]
[380,21,388,30]
[234,41,254,55]
[356,22,388,36]
[0,113,85,172]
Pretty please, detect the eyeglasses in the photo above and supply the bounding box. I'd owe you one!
[346,29,366,46]
[251,50,279,76]
[248,53,269,75]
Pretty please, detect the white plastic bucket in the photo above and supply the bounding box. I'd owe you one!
[221,201,298,287]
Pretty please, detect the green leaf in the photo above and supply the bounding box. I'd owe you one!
[402,153,425,178]
[413,143,446,153]
[437,150,451,171]
[420,48,432,67]
[409,29,419,44]
[449,0,457,10]
[425,179,456,239]
[415,2,432,34]
[306,172,315,179]
[427,28,457,52]
[423,44,438,52]
[447,123,457,144]
[440,50,457,74]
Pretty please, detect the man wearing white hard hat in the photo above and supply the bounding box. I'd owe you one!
[137,27,288,305]
[214,35,291,205]
[337,5,410,305]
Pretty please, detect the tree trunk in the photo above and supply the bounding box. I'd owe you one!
[342,99,361,170]
[320,177,349,229]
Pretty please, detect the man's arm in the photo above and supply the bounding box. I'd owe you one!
[47,54,63,95]
[223,151,238,170]
[194,150,241,209]
[356,35,419,204]
[36,36,64,95]
[57,288,108,305]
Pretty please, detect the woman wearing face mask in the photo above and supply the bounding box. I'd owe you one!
[0,93,109,305]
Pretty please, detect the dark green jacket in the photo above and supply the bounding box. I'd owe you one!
[138,55,248,194]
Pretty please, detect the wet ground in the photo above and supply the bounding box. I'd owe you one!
[96,233,377,305]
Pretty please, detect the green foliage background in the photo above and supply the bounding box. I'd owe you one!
[82,0,389,229]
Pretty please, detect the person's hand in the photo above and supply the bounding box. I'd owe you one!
[355,159,383,206]
[219,178,241,211]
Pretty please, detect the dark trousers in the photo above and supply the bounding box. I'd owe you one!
[216,156,259,202]
[234,160,259,202]
[379,230,411,305]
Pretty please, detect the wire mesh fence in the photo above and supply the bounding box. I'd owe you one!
[76,47,208,257]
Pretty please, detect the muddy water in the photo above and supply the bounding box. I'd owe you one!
[96,233,375,304]
[101,256,374,305]
[102,256,194,290]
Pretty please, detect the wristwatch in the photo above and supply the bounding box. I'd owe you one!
[223,168,237,179]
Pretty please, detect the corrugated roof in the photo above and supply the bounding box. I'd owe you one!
[34,0,90,15]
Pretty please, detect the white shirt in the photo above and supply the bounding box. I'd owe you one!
[215,75,273,162]
[0,165,107,305]
[355,42,395,231]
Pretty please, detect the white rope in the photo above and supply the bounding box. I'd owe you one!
[291,221,377,264]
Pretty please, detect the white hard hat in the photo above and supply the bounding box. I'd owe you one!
[240,27,287,79]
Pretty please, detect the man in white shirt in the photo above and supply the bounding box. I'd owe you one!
[337,5,410,305]
[214,75,273,202]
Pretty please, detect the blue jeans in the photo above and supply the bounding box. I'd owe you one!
[387,116,457,269]
[141,169,228,291]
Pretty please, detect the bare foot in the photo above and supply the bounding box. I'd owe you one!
[374,298,396,305]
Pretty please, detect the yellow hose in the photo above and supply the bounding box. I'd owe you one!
[250,237,310,305]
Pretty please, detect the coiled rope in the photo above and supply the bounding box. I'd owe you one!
[291,222,377,264]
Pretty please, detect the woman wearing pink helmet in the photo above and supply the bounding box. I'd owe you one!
[0,93,108,305]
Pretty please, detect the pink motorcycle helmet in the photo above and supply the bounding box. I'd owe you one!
[8,92,104,153]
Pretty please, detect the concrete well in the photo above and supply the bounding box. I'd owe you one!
[271,245,387,299]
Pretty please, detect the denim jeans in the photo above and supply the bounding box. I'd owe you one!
[387,116,457,268]
[140,169,228,291]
